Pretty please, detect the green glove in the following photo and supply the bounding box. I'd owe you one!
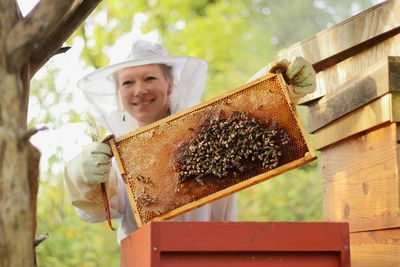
[78,142,113,185]
[286,56,316,95]
[270,56,316,96]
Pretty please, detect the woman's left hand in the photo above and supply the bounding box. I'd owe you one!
[247,56,316,104]
[270,56,316,97]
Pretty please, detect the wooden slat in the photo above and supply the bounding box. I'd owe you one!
[313,94,394,150]
[120,221,153,267]
[313,92,400,150]
[390,56,400,90]
[121,222,350,267]
[308,56,400,133]
[391,93,400,121]
[304,34,400,105]
[350,228,400,267]
[321,123,400,232]
[278,0,400,104]
[278,0,400,67]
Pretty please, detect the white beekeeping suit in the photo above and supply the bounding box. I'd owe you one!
[64,40,237,243]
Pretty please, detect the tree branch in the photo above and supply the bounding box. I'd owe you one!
[0,0,21,47]
[34,233,48,247]
[5,0,78,71]
[30,0,101,76]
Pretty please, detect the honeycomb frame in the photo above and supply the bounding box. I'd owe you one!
[109,73,316,227]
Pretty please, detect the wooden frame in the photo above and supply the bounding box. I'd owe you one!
[109,73,316,227]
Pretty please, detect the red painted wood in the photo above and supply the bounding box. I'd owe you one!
[120,222,152,267]
[161,252,340,267]
[121,222,350,267]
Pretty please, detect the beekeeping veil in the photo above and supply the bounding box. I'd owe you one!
[78,40,208,136]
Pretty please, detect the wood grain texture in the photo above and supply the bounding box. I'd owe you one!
[320,123,400,233]
[278,0,400,66]
[389,56,400,91]
[277,0,400,104]
[350,228,400,267]
[6,0,76,71]
[30,0,101,76]
[308,56,400,132]
[303,35,400,104]
[313,94,394,150]
[121,222,350,267]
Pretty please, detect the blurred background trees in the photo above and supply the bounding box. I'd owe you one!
[28,0,383,266]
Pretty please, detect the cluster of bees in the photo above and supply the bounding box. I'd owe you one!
[175,111,289,185]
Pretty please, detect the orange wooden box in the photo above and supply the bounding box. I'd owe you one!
[121,221,350,267]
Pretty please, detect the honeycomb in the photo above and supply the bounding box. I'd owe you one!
[110,73,315,227]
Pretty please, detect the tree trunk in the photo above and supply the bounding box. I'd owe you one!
[0,1,100,265]
[0,1,35,265]
[0,68,36,267]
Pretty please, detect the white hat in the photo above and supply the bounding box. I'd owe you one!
[78,40,208,136]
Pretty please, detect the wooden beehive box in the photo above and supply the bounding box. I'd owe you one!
[121,221,350,267]
[109,73,316,227]
[278,1,400,266]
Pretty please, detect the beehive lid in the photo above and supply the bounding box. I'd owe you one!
[109,73,316,227]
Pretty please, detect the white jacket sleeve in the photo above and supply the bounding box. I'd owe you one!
[64,156,125,222]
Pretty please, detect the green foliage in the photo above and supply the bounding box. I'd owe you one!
[238,161,322,221]
[29,64,82,128]
[30,0,382,265]
[35,172,119,267]
[30,67,120,266]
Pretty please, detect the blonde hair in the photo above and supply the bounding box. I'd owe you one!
[112,64,173,87]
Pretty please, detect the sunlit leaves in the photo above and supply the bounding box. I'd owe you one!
[238,161,322,221]
[29,65,80,128]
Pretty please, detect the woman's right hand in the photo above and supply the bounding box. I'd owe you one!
[79,142,113,185]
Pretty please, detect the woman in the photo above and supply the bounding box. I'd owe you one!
[64,40,316,243]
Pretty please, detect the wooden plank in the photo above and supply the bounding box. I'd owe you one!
[120,221,153,267]
[390,56,400,90]
[313,94,393,150]
[161,253,340,267]
[350,228,400,267]
[121,222,350,267]
[278,0,400,68]
[301,34,400,105]
[320,123,400,233]
[277,0,400,104]
[391,93,400,121]
[308,56,400,133]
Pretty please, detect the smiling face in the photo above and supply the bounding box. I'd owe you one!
[117,64,173,126]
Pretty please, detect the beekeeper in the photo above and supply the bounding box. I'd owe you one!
[64,39,316,243]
